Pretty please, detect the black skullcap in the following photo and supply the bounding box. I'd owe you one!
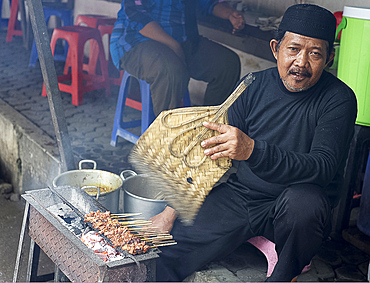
[278,4,337,50]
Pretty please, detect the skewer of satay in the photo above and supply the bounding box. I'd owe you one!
[150,241,177,248]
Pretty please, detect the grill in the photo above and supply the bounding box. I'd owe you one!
[22,186,159,282]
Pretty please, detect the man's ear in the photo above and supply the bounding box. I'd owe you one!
[270,39,278,60]
[325,49,336,68]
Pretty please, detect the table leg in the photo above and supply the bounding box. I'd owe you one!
[26,239,41,282]
[13,202,30,282]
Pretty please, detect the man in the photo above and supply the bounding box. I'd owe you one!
[110,0,245,116]
[149,3,358,282]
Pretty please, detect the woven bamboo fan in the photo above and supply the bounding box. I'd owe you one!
[129,73,256,225]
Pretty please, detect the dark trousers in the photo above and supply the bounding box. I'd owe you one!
[156,183,332,282]
[119,36,241,116]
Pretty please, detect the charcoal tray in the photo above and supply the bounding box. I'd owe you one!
[22,186,159,282]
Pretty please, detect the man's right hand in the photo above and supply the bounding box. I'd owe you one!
[147,206,177,233]
[201,121,255,161]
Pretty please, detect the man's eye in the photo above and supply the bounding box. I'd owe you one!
[288,47,298,52]
[310,51,322,57]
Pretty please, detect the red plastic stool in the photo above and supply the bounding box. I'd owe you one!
[64,14,117,75]
[74,14,116,28]
[6,0,22,42]
[42,25,110,106]
[247,236,311,278]
[98,24,123,86]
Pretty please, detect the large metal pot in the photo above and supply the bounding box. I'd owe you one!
[53,160,123,213]
[121,170,167,220]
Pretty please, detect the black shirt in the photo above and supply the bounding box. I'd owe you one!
[227,67,357,208]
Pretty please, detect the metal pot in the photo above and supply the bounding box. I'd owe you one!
[121,170,167,220]
[52,160,123,213]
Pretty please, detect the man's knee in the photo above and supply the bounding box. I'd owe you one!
[275,184,331,230]
[144,43,188,82]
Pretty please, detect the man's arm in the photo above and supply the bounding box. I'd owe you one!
[123,0,185,64]
[212,2,245,34]
[139,21,186,64]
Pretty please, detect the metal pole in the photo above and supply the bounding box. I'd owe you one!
[26,0,75,172]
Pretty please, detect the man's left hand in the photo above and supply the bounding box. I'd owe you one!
[229,11,245,34]
[201,121,254,161]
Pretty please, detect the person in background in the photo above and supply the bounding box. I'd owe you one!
[110,0,245,116]
[148,4,357,282]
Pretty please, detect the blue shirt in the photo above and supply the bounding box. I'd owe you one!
[110,0,221,69]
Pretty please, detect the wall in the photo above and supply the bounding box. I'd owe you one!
[0,101,62,194]
[74,0,120,19]
[242,0,370,17]
[1,0,10,19]
[73,0,370,22]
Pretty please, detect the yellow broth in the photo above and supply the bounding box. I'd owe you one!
[84,186,116,196]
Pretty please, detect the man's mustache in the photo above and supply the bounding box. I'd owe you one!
[288,68,312,78]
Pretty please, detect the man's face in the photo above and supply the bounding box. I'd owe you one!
[270,31,334,92]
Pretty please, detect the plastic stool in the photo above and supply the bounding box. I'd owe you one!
[74,14,116,28]
[110,72,191,145]
[6,0,22,42]
[41,25,110,106]
[28,6,73,67]
[64,14,116,75]
[247,236,311,278]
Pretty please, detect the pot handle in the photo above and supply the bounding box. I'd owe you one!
[81,186,101,200]
[120,170,137,180]
[79,160,97,170]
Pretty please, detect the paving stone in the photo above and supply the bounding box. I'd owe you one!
[316,244,342,266]
[37,118,54,127]
[340,245,369,266]
[185,271,220,282]
[236,267,266,282]
[296,268,320,282]
[358,261,370,277]
[41,125,57,137]
[64,108,84,118]
[218,243,267,273]
[311,258,335,281]
[71,131,88,140]
[94,127,112,138]
[191,263,241,282]
[83,131,105,139]
[93,137,113,145]
[0,85,18,92]
[335,265,367,282]
[67,125,78,132]
[79,152,102,161]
